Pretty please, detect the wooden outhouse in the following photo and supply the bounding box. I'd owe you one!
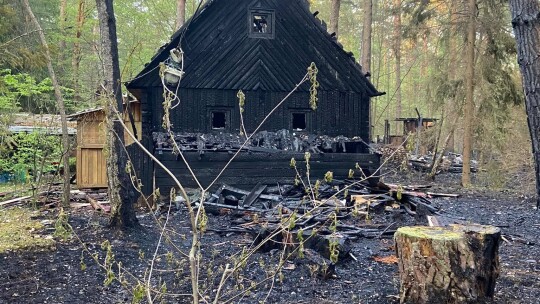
[68,102,141,188]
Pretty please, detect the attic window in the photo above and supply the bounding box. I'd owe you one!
[212,111,226,129]
[249,9,275,39]
[292,113,307,130]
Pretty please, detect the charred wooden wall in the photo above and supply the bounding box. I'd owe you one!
[154,152,380,192]
[126,90,154,196]
[147,87,370,144]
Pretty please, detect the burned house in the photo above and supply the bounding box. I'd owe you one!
[126,0,383,194]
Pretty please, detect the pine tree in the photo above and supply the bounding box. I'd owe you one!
[509,0,540,207]
[461,0,477,187]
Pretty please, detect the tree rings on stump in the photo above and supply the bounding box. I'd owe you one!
[394,225,501,304]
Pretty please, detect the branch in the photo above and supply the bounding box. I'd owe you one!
[0,29,44,48]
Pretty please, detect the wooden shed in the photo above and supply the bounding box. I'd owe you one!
[125,0,384,194]
[68,102,141,188]
[395,117,438,135]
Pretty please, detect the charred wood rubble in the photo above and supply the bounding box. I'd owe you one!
[157,179,454,277]
[375,145,479,174]
[153,130,366,155]
[409,152,479,173]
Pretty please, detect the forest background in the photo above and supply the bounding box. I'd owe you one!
[0,0,533,191]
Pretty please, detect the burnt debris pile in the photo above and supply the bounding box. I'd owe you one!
[158,180,455,276]
[153,130,368,155]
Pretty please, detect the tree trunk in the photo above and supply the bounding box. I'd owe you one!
[461,0,477,187]
[95,0,139,229]
[361,0,373,141]
[431,4,459,181]
[22,0,71,207]
[360,0,372,75]
[429,114,459,179]
[175,0,186,30]
[329,0,341,38]
[395,225,501,304]
[446,1,458,154]
[59,0,67,61]
[509,0,540,208]
[422,32,432,117]
[72,0,86,102]
[92,24,104,82]
[393,0,402,134]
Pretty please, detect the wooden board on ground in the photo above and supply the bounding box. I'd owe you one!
[0,196,32,208]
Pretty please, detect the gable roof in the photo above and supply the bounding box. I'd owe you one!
[127,0,381,95]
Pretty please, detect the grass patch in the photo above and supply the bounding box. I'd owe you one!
[0,207,56,253]
[0,183,33,200]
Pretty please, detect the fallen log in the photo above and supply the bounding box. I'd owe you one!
[395,225,501,304]
[252,225,352,262]
[86,195,105,212]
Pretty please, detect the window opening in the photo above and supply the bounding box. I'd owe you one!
[249,9,275,39]
[292,113,306,130]
[253,15,268,33]
[212,112,226,129]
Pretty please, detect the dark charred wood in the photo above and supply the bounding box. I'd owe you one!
[299,248,335,280]
[243,183,267,207]
[253,225,351,263]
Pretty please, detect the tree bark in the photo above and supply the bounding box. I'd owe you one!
[393,0,402,133]
[22,0,71,207]
[509,0,540,208]
[175,0,186,30]
[461,0,477,187]
[95,0,139,229]
[329,0,341,38]
[395,225,501,304]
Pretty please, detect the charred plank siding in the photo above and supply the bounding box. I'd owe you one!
[154,152,380,192]
[145,87,368,141]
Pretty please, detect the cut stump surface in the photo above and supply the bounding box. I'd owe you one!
[395,224,501,304]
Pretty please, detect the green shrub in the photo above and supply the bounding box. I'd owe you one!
[0,131,63,182]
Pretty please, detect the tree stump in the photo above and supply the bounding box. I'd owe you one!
[394,225,501,304]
